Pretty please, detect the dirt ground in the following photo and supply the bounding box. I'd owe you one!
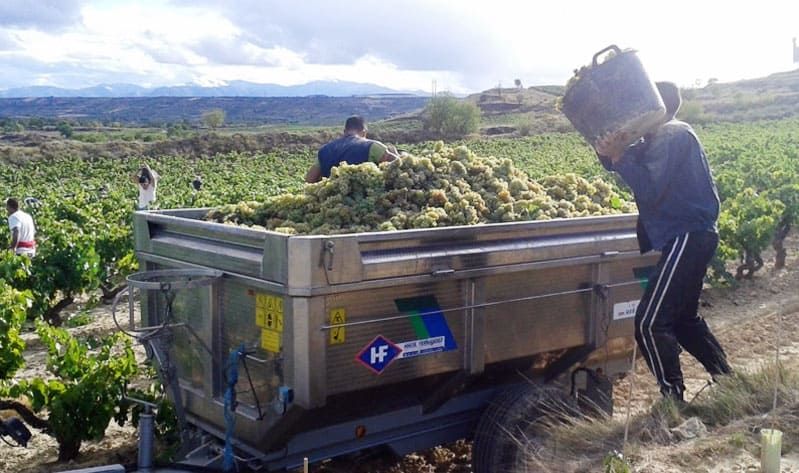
[3,239,799,473]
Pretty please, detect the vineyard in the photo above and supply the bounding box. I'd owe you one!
[1,118,799,470]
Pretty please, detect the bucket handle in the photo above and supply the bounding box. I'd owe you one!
[592,45,622,67]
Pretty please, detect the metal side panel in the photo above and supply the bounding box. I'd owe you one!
[136,257,288,445]
[306,214,641,287]
[323,281,467,395]
[603,254,661,339]
[217,280,286,414]
[292,296,327,408]
[135,210,284,280]
[142,210,642,294]
[480,264,594,364]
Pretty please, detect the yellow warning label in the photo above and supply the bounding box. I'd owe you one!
[261,328,281,353]
[264,310,284,332]
[255,293,284,332]
[329,308,346,345]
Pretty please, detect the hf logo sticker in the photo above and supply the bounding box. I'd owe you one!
[352,295,458,375]
[355,335,402,375]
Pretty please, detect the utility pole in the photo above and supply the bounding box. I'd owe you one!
[794,37,798,64]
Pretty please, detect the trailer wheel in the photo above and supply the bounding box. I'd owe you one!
[472,384,576,473]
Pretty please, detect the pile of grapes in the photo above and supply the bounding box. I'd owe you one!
[205,142,635,234]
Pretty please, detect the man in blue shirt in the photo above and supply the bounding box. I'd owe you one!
[595,81,731,402]
[305,116,398,183]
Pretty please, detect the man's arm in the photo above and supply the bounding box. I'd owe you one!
[594,132,656,198]
[305,164,322,183]
[610,133,688,209]
[369,142,399,163]
[9,227,18,251]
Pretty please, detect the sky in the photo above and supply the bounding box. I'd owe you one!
[0,0,797,93]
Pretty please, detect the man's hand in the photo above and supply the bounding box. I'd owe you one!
[381,145,399,163]
[305,164,322,183]
[594,130,632,163]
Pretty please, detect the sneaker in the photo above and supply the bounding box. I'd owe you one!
[660,384,686,403]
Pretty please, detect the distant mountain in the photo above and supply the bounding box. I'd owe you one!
[0,80,427,98]
[0,96,431,126]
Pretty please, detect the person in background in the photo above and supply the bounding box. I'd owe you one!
[131,163,159,210]
[305,115,399,183]
[594,81,731,402]
[5,198,36,257]
[191,175,203,192]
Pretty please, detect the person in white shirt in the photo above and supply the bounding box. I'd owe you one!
[6,198,36,257]
[131,164,159,210]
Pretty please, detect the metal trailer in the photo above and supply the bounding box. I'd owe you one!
[125,209,657,472]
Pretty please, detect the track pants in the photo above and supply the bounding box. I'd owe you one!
[635,231,731,400]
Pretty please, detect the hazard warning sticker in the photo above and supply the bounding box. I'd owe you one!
[255,292,284,353]
[329,308,346,345]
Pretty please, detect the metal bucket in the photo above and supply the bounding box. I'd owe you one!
[561,45,666,146]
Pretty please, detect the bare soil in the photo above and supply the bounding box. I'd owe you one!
[3,239,799,473]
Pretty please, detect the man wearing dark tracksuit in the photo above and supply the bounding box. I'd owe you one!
[595,81,731,401]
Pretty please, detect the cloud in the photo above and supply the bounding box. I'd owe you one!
[0,0,84,30]
[172,0,510,75]
[2,0,798,93]
[189,37,304,68]
[0,52,196,90]
[0,30,19,50]
[0,54,104,89]
[141,44,205,66]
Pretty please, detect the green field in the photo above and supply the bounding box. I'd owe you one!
[1,117,799,460]
[3,118,798,282]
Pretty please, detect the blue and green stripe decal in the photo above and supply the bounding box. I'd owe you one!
[395,295,457,352]
[633,265,656,290]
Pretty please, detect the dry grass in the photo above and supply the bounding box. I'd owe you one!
[686,363,799,426]
[530,362,799,471]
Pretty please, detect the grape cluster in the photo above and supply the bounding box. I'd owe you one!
[205,143,635,234]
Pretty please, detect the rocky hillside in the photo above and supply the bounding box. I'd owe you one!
[0,95,430,126]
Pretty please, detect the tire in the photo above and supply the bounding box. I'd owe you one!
[472,383,576,473]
